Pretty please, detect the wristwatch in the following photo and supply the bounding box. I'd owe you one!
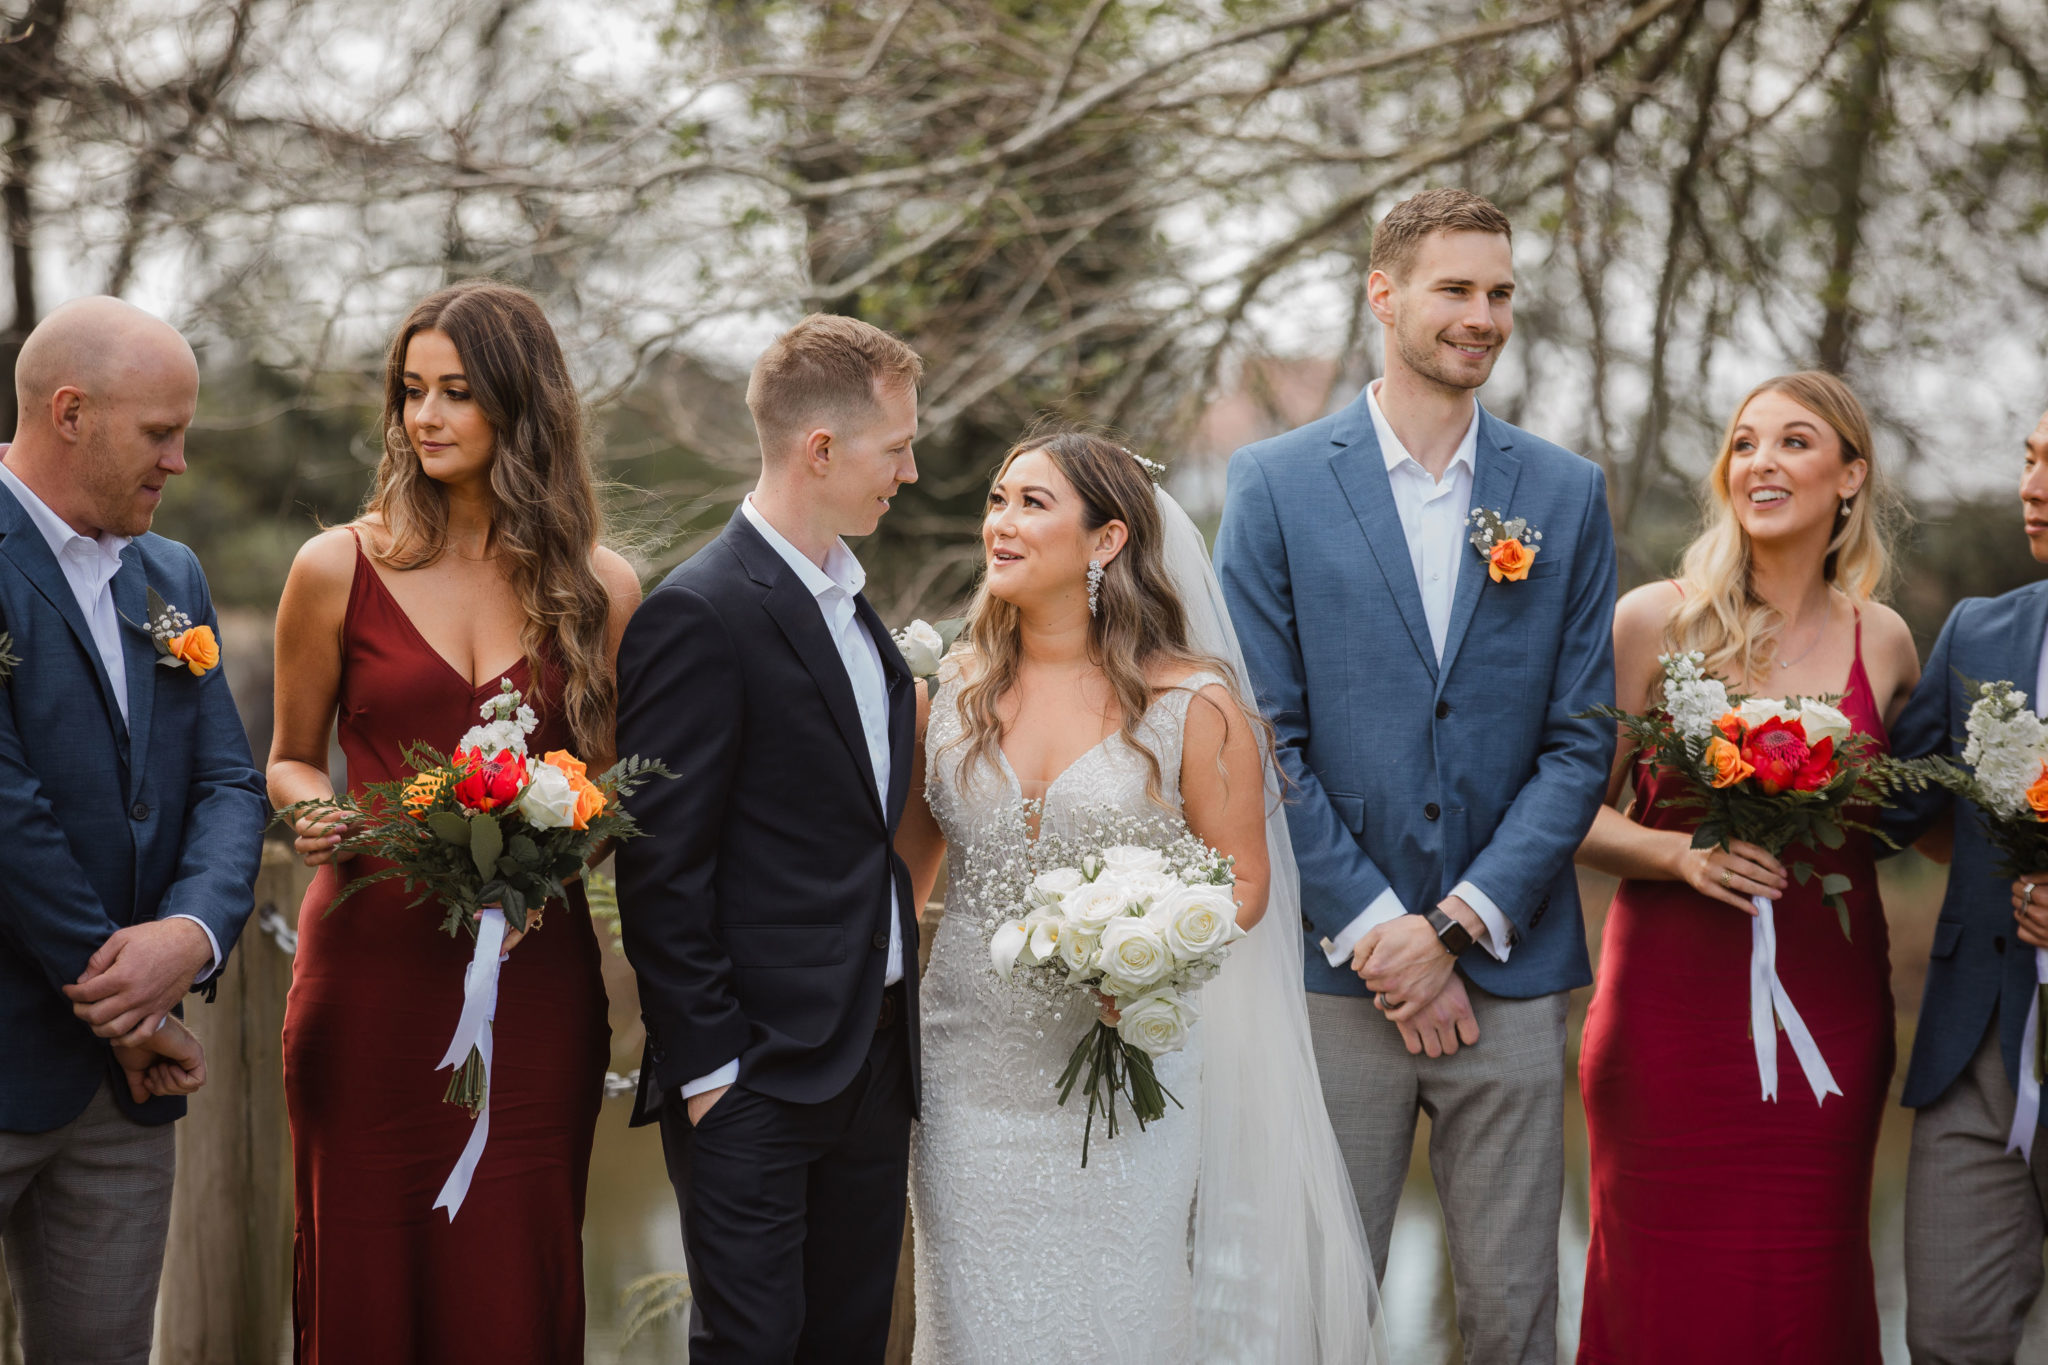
[1425,906,1474,957]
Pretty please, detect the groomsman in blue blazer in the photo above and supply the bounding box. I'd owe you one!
[0,298,266,1361]
[1218,189,1616,1363]
[1885,402,2048,1364]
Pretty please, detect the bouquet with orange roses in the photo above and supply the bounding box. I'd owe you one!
[275,679,671,1216]
[1590,651,1897,1104]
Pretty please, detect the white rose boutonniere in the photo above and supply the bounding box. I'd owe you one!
[891,617,965,699]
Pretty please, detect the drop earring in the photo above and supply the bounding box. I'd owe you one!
[1086,559,1104,617]
[1838,495,1854,518]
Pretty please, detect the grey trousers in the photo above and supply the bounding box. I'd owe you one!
[1906,1014,2048,1364]
[0,1083,175,1365]
[1309,983,1569,1365]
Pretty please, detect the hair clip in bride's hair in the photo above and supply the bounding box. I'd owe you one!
[1121,446,1167,479]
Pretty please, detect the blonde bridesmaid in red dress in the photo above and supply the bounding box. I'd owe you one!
[1574,373,1922,1363]
[266,280,642,1363]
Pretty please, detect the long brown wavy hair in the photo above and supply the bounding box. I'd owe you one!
[364,279,615,759]
[948,426,1266,809]
[1667,370,1902,685]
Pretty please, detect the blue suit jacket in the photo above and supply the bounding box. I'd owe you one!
[0,480,266,1133]
[1882,580,2048,1111]
[1216,391,1618,998]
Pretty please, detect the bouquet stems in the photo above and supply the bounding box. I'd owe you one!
[444,1045,487,1116]
[1055,1021,1180,1167]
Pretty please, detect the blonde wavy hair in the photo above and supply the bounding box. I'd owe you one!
[1667,371,1902,684]
[947,426,1266,809]
[364,279,617,760]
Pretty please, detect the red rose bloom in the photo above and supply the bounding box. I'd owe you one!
[452,747,528,812]
[1737,718,1835,795]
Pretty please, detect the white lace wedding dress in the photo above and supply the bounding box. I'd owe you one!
[909,661,1224,1365]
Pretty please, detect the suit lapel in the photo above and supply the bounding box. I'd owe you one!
[2010,581,2048,700]
[112,548,155,798]
[725,514,887,823]
[0,486,129,742]
[1436,408,1523,685]
[855,592,915,827]
[1326,396,1439,682]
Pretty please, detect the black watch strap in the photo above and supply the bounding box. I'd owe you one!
[1426,906,1474,956]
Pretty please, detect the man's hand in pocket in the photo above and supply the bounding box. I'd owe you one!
[687,1083,732,1127]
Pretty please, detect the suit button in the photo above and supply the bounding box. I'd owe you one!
[1424,803,1441,821]
[130,802,150,821]
[1435,701,1451,720]
[1996,935,2008,955]
[873,930,889,950]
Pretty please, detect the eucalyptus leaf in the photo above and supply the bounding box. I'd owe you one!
[1831,896,1852,941]
[1819,873,1853,897]
[469,813,504,880]
[1815,820,1846,850]
[1792,862,1814,886]
[428,812,471,847]
[155,653,184,669]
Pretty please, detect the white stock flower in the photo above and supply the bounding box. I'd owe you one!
[1659,654,1731,743]
[1032,867,1086,905]
[1115,990,1197,1057]
[1097,917,1173,990]
[516,761,577,829]
[1099,845,1167,878]
[990,920,1030,980]
[1794,699,1853,750]
[894,619,945,676]
[1157,884,1242,959]
[459,717,529,756]
[1964,685,2048,818]
[1061,881,1131,929]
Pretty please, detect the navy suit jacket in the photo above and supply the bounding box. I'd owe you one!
[0,479,266,1133]
[1882,580,2048,1112]
[1216,391,1618,998]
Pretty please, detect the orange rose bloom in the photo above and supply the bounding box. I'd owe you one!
[166,624,220,675]
[544,750,606,830]
[1714,711,1745,743]
[2028,762,2048,822]
[1487,538,1535,583]
[1706,735,1755,789]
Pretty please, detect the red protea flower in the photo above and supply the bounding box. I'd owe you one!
[451,747,528,812]
[1738,718,1835,795]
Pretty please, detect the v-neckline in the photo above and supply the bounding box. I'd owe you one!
[356,545,528,694]
[997,730,1117,807]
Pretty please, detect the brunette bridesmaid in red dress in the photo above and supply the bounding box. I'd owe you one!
[1574,373,1922,1363]
[266,280,642,1363]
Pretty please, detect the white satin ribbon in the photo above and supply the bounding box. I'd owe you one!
[2006,947,2048,1161]
[433,907,507,1220]
[1749,894,1842,1105]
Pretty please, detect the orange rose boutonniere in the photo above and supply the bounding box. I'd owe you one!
[1467,507,1542,584]
[145,587,219,677]
[2027,761,2048,823]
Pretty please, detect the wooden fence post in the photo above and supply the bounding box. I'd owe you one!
[154,845,308,1365]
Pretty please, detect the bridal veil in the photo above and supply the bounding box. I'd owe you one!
[1154,484,1391,1363]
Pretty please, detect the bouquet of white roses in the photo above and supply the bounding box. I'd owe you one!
[987,832,1245,1165]
[1893,677,2048,1157]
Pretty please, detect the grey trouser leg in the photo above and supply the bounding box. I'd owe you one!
[1309,982,1568,1365]
[1906,1017,2048,1365]
[0,1082,176,1365]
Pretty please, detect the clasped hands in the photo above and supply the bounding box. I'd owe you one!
[59,917,216,1100]
[1350,900,1484,1058]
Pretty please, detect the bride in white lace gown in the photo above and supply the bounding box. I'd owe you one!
[896,430,1388,1364]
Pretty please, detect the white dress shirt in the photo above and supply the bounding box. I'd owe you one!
[1320,382,1513,969]
[681,495,904,1100]
[2035,619,2048,721]
[0,461,221,979]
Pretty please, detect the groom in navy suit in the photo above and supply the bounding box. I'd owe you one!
[1884,402,2048,1363]
[1218,189,1616,1363]
[0,297,266,1360]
